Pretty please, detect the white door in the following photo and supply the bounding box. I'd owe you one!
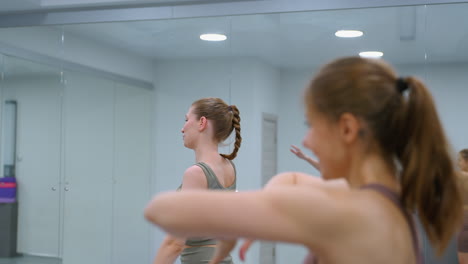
[2,73,62,257]
[61,72,114,264]
[112,83,152,264]
[260,113,277,264]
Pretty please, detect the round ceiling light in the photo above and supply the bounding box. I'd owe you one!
[335,30,363,38]
[200,33,227,41]
[359,51,384,58]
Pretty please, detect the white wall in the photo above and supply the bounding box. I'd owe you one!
[278,63,468,170]
[397,62,468,150]
[277,68,319,175]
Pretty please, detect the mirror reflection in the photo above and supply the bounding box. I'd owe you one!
[0,2,467,264]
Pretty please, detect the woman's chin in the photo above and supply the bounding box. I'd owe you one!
[183,142,193,149]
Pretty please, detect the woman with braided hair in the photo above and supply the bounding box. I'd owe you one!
[146,57,463,264]
[152,97,241,264]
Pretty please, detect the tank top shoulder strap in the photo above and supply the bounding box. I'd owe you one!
[227,159,237,176]
[194,161,236,190]
[194,162,217,184]
[360,183,423,264]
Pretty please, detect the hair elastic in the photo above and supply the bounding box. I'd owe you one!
[396,77,409,93]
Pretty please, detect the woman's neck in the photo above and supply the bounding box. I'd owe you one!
[347,154,399,192]
[194,143,220,163]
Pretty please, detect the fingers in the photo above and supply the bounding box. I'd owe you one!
[290,145,299,155]
[209,251,224,264]
[208,255,223,264]
[209,239,237,264]
[291,145,306,160]
[239,239,254,261]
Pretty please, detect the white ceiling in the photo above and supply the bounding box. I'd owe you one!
[1,1,468,72]
[60,3,468,69]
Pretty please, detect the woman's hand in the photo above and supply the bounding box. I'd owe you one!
[209,239,237,264]
[290,145,307,160]
[290,145,320,170]
[239,239,255,261]
[153,235,185,264]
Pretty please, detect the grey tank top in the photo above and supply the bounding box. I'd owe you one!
[185,160,237,246]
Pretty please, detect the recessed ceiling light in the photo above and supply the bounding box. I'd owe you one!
[335,30,363,38]
[359,51,384,58]
[200,33,227,41]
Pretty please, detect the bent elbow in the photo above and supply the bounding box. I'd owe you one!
[144,199,158,223]
[144,194,175,229]
[144,196,167,225]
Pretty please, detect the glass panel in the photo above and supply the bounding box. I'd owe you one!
[1,100,17,177]
[60,70,114,264]
[112,82,153,264]
[59,23,158,264]
[0,26,64,61]
[423,3,468,263]
[425,3,468,149]
[1,55,63,262]
[2,2,467,263]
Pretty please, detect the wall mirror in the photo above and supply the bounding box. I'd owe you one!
[0,2,467,264]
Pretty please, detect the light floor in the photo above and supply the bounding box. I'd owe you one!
[0,256,60,264]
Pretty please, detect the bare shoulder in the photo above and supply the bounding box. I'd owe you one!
[184,164,204,176]
[262,185,372,247]
[182,165,207,189]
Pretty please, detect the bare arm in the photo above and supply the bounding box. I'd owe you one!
[265,171,348,190]
[152,165,208,263]
[153,235,185,264]
[290,145,320,171]
[234,172,349,261]
[145,176,358,251]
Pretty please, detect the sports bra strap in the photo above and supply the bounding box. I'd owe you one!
[360,183,423,264]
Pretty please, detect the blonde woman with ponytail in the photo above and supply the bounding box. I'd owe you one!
[146,58,463,264]
[151,97,241,264]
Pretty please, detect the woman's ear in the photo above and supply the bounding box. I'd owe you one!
[338,113,361,144]
[199,116,208,131]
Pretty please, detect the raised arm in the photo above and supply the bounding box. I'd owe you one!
[290,145,321,170]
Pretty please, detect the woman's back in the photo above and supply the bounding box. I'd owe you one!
[301,186,419,264]
[202,158,236,189]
